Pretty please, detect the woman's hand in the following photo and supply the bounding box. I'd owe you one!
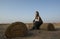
[33,20,35,23]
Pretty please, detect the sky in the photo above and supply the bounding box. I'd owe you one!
[0,0,60,23]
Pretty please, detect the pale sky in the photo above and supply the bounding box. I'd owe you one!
[0,0,60,23]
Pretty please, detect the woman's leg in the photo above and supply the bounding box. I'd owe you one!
[37,22,43,29]
[36,23,40,29]
[32,25,36,29]
[32,22,37,29]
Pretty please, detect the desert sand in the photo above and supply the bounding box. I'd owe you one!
[0,23,60,39]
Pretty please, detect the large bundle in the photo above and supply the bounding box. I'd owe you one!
[5,22,28,38]
[40,23,55,31]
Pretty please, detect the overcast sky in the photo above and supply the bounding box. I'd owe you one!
[0,0,60,23]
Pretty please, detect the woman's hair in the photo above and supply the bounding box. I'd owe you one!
[35,11,40,19]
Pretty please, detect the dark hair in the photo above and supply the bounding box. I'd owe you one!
[36,11,39,16]
[35,11,39,19]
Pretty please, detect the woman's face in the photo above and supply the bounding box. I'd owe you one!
[35,13,38,15]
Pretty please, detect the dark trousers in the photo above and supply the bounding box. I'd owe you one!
[32,22,42,29]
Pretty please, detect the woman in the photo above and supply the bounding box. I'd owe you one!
[32,11,43,30]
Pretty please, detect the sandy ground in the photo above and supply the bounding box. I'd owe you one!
[0,24,60,39]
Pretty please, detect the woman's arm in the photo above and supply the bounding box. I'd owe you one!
[33,19,35,23]
[39,16,43,24]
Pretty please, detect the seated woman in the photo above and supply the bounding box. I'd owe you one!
[32,11,43,30]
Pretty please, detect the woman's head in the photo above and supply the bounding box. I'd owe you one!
[35,11,40,19]
[35,11,39,17]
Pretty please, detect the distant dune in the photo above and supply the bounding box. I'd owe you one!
[26,23,60,29]
[0,23,60,29]
[26,23,60,26]
[0,23,60,39]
